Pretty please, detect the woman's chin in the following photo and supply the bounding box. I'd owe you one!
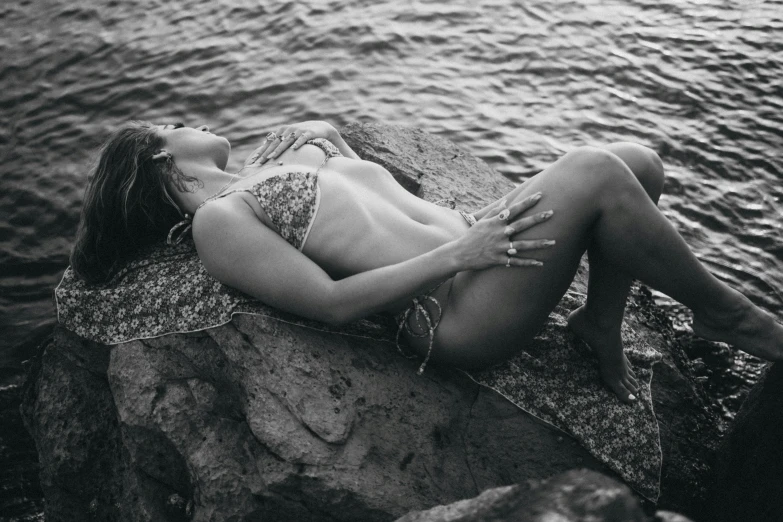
[216,137,231,168]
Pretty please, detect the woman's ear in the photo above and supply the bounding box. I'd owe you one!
[150,150,172,162]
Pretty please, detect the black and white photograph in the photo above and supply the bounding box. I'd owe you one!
[1,1,782,520]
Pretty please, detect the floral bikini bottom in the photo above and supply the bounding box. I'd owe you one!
[395,204,476,375]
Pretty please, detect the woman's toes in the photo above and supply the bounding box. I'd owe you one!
[623,377,639,395]
[606,378,635,403]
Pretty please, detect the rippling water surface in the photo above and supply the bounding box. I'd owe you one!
[1,0,782,518]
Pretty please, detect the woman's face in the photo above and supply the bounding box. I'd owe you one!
[155,123,231,169]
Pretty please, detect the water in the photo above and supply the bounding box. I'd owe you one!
[1,0,781,518]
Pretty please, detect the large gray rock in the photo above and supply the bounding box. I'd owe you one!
[22,123,720,521]
[394,469,692,522]
[705,361,783,522]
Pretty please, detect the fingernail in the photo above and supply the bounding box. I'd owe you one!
[543,210,554,217]
[628,394,636,401]
[533,192,542,200]
[504,226,515,235]
[534,261,543,266]
[545,240,556,246]
[499,198,507,207]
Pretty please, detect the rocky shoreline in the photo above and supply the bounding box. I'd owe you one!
[18,124,779,521]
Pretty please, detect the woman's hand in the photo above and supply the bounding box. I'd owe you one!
[244,121,338,166]
[454,192,555,271]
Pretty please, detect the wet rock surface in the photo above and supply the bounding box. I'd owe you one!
[22,123,721,521]
[705,361,783,522]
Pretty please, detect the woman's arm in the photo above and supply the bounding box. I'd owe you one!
[251,121,359,164]
[193,195,550,325]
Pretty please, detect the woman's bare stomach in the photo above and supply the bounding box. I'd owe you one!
[304,178,472,315]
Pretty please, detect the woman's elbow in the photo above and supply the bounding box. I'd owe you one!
[319,293,363,326]
[321,304,354,326]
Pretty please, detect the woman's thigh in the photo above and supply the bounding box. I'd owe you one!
[431,147,636,369]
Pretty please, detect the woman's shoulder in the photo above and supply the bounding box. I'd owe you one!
[192,193,260,239]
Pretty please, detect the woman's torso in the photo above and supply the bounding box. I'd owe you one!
[201,140,470,313]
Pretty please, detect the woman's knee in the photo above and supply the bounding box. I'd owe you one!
[602,142,665,201]
[561,146,640,195]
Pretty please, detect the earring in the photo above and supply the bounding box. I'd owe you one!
[151,150,173,162]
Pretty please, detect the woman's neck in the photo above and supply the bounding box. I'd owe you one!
[174,162,240,216]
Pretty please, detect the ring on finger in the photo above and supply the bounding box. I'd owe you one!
[266,132,277,140]
[498,209,510,221]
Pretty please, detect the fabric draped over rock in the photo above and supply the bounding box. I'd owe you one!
[55,234,662,501]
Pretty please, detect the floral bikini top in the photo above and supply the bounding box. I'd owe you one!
[167,138,343,250]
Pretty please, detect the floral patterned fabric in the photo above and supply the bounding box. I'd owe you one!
[56,200,661,503]
[55,240,393,344]
[467,290,662,502]
[306,137,342,160]
[234,171,319,250]
[205,137,342,251]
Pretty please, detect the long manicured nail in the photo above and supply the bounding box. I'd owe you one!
[543,210,554,218]
[532,192,542,200]
[544,240,556,246]
[628,394,636,401]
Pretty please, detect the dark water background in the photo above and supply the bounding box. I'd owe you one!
[1,0,781,519]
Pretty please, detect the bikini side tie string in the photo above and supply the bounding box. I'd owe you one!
[395,285,444,375]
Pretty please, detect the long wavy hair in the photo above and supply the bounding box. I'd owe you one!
[70,121,200,284]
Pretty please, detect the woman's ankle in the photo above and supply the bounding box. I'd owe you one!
[692,289,751,331]
[570,304,623,333]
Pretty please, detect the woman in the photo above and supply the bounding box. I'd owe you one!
[71,120,783,404]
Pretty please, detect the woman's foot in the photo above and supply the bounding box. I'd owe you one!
[693,292,783,361]
[567,305,640,404]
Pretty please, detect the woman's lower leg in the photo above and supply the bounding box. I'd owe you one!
[441,145,783,371]
[569,143,665,400]
[581,143,665,328]
[583,149,783,360]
